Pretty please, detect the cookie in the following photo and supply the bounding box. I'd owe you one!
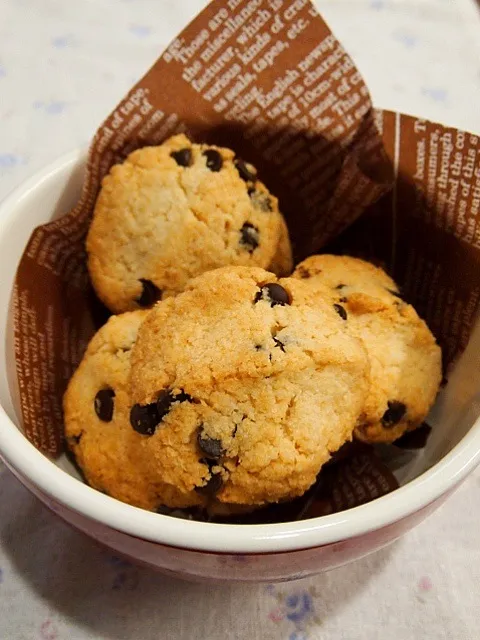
[293,255,442,443]
[63,310,195,510]
[128,266,369,508]
[87,134,291,313]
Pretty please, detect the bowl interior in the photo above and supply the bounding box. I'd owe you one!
[0,151,479,549]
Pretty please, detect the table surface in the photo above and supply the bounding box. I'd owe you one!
[1,1,480,638]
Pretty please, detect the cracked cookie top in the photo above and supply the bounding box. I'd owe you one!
[129,266,369,508]
[86,134,293,313]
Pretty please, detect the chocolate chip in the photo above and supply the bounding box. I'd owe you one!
[136,279,161,307]
[240,223,259,252]
[254,283,291,306]
[393,423,432,449]
[333,303,347,320]
[195,473,223,496]
[154,389,193,423]
[258,196,273,212]
[339,297,348,303]
[130,391,196,436]
[130,402,160,436]
[235,159,257,182]
[296,266,310,279]
[381,401,407,428]
[273,337,285,352]
[203,149,223,172]
[249,189,273,212]
[197,428,224,460]
[335,283,346,290]
[94,389,115,422]
[156,390,173,420]
[170,148,192,167]
[174,390,194,403]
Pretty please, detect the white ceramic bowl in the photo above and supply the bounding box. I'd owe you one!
[0,150,480,582]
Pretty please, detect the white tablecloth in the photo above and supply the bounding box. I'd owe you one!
[1,1,479,638]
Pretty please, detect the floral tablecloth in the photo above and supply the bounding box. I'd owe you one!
[1,1,479,638]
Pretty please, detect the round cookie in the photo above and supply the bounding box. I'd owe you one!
[128,266,370,508]
[293,255,442,443]
[63,311,194,510]
[87,134,291,313]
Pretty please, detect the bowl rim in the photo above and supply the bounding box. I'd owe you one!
[0,149,479,554]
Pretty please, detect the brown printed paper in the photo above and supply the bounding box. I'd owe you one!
[333,111,480,370]
[11,0,480,519]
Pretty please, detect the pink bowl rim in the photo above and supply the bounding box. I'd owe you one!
[0,149,479,554]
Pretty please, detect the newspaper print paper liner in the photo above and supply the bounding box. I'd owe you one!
[12,0,480,522]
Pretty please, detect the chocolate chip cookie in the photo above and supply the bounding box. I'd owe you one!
[87,134,292,313]
[63,310,195,509]
[294,255,442,443]
[128,266,369,508]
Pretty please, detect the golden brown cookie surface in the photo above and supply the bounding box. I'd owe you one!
[294,255,442,443]
[87,134,291,313]
[129,266,369,507]
[63,311,197,510]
